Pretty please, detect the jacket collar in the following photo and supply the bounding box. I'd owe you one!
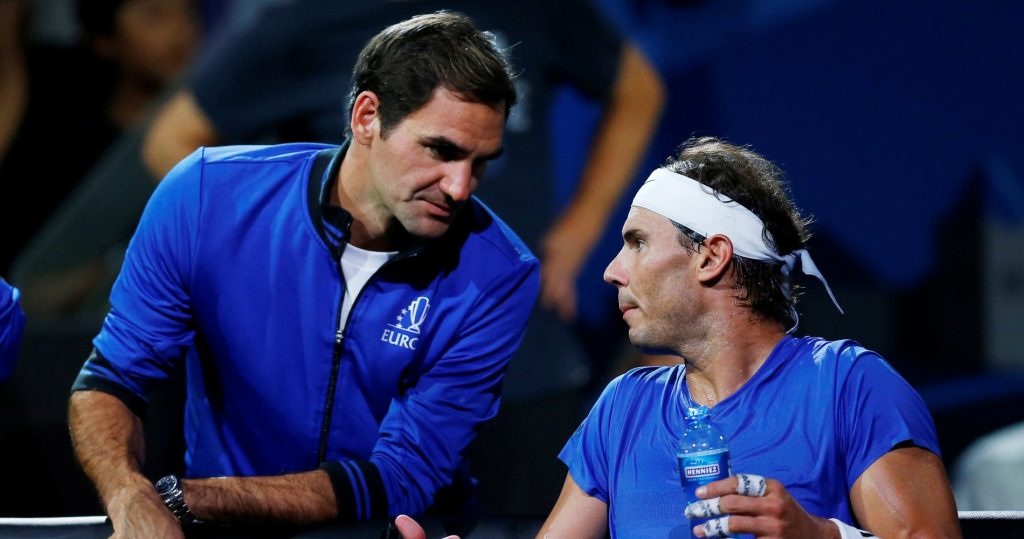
[306,139,433,261]
[306,142,348,258]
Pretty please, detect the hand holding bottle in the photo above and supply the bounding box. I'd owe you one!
[684,475,839,539]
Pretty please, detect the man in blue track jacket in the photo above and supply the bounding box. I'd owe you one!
[68,12,539,537]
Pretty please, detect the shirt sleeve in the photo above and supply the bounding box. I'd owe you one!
[558,374,629,504]
[72,148,204,412]
[0,278,26,384]
[322,257,540,519]
[838,349,941,486]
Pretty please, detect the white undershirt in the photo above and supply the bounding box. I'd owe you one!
[339,244,397,330]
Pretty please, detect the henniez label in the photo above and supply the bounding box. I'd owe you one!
[680,448,729,483]
[684,463,721,479]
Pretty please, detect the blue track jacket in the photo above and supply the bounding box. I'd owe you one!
[0,278,25,384]
[73,143,540,520]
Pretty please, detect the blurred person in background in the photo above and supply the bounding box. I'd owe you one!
[954,421,1024,510]
[75,0,198,134]
[0,0,199,310]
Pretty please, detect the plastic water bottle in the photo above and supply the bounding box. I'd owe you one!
[678,406,731,537]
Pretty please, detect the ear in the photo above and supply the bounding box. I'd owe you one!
[695,234,734,284]
[349,91,381,145]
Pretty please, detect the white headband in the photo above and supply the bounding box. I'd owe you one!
[632,168,843,330]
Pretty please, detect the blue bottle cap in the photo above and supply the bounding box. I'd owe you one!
[686,406,711,419]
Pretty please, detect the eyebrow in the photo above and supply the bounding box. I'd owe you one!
[422,136,504,161]
[622,228,644,243]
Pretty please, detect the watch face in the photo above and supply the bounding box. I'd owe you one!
[155,475,178,494]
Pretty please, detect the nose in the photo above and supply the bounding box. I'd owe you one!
[604,247,628,287]
[439,162,475,202]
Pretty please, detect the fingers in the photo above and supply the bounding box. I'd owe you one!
[684,497,722,519]
[539,273,577,322]
[697,515,730,538]
[735,473,767,497]
[689,475,827,539]
[393,515,460,539]
[540,230,585,322]
[394,515,427,539]
[696,474,771,499]
[695,515,763,538]
[558,287,576,321]
[686,474,771,536]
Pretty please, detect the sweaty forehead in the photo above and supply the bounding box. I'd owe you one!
[623,206,675,233]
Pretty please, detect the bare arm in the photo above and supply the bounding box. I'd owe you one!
[850,446,962,538]
[142,89,218,180]
[183,471,337,524]
[536,473,608,539]
[69,390,184,538]
[541,43,666,321]
[71,390,340,526]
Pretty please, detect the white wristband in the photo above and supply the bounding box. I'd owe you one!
[829,518,876,538]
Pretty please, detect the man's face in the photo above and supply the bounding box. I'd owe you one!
[604,207,701,354]
[103,0,199,85]
[365,87,505,240]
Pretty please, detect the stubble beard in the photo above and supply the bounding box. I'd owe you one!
[629,323,679,357]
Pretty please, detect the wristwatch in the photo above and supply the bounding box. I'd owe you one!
[154,474,200,525]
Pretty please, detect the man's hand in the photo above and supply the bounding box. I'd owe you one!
[68,391,182,538]
[393,515,458,539]
[686,474,839,539]
[539,210,603,322]
[105,479,183,539]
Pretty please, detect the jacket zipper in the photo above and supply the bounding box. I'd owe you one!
[315,248,420,462]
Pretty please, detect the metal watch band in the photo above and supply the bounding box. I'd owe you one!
[154,474,200,525]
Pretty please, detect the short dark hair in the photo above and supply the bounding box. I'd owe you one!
[347,11,517,137]
[666,136,812,327]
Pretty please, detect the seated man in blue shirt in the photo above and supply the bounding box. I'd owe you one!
[537,137,960,538]
[0,277,26,384]
[68,12,539,537]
